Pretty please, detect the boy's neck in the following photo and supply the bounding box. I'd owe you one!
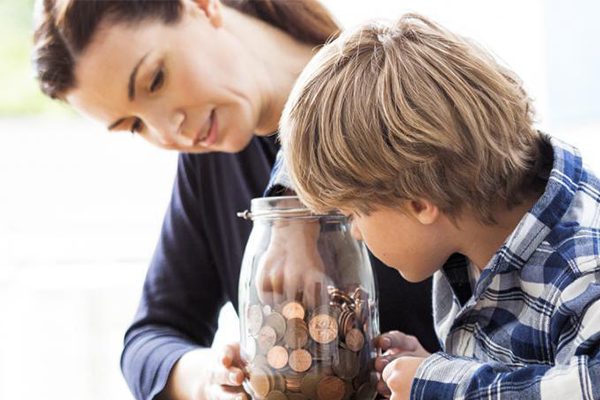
[455,194,541,271]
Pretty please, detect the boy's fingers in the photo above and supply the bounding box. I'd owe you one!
[375,353,405,372]
[376,379,391,397]
[376,331,417,352]
[382,362,394,383]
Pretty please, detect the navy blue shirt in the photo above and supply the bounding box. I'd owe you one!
[121,135,439,400]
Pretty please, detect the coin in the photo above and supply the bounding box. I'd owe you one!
[309,341,336,362]
[356,382,377,400]
[263,304,273,316]
[272,371,287,392]
[244,337,257,361]
[342,380,353,400]
[332,349,359,380]
[248,305,264,336]
[283,370,305,393]
[345,328,364,352]
[282,300,306,320]
[316,376,345,400]
[309,314,338,344]
[267,345,289,370]
[288,394,309,400]
[266,390,288,400]
[289,349,312,373]
[313,305,341,320]
[300,371,324,400]
[257,326,277,353]
[338,310,356,337]
[249,366,271,399]
[285,318,309,349]
[266,312,287,342]
[254,354,269,367]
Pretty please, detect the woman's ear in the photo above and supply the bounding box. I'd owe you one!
[409,199,439,225]
[189,0,223,28]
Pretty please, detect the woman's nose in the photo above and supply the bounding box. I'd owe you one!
[146,111,185,146]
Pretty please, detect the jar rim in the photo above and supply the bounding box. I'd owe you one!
[237,196,344,221]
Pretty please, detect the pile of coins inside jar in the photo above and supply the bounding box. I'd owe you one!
[243,285,376,400]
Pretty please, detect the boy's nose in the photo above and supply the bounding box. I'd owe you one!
[351,222,363,241]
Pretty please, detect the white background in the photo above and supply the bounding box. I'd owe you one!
[1,1,599,399]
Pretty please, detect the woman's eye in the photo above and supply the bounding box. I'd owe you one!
[150,68,164,92]
[130,118,143,134]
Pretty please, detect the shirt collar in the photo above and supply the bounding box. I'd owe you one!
[442,134,583,295]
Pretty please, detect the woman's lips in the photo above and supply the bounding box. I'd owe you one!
[194,109,218,147]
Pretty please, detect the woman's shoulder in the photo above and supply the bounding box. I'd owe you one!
[180,135,279,166]
[176,135,279,192]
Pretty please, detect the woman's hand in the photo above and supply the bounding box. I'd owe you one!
[256,219,327,308]
[158,343,249,400]
[374,331,431,398]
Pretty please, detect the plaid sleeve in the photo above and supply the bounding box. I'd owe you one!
[264,149,294,196]
[412,272,600,400]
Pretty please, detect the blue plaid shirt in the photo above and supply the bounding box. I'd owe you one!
[272,135,600,399]
[413,135,600,400]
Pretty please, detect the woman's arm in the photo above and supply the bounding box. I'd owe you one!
[121,153,237,400]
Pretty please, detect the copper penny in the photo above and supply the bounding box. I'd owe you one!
[257,325,277,353]
[282,300,306,320]
[345,328,364,352]
[267,345,289,370]
[289,349,312,373]
[285,318,309,349]
[288,394,309,400]
[249,367,271,399]
[309,314,338,344]
[316,376,345,400]
[266,390,288,400]
[248,304,264,336]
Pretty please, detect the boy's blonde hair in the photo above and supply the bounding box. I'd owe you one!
[280,14,544,224]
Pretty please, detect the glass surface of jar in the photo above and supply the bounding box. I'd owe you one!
[238,196,379,400]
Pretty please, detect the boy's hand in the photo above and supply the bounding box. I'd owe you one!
[374,331,430,397]
[256,220,325,308]
[381,356,427,400]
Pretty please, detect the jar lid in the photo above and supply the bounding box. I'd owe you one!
[237,196,342,221]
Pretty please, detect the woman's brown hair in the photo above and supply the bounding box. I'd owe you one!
[33,0,340,100]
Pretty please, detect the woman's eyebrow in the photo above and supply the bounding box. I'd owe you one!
[128,52,151,101]
[107,52,152,130]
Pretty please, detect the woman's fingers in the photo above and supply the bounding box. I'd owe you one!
[212,364,245,386]
[207,384,248,400]
[220,343,244,368]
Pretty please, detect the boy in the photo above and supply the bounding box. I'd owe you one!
[278,13,600,400]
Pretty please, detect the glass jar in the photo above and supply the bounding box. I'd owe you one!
[238,196,379,400]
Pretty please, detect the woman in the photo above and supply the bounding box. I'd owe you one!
[33,1,439,399]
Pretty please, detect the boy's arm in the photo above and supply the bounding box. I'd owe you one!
[396,273,600,400]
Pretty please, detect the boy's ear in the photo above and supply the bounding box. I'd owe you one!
[409,199,439,225]
[189,0,223,28]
